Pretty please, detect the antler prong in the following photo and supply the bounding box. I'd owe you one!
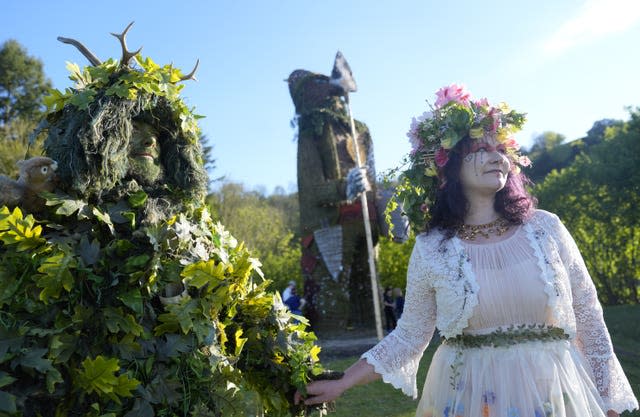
[178,59,200,82]
[57,36,102,66]
[110,21,142,67]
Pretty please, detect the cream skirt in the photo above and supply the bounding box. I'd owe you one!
[416,340,606,417]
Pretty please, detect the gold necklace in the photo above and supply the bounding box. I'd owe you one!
[458,217,510,241]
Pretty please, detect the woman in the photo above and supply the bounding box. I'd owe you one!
[295,84,638,417]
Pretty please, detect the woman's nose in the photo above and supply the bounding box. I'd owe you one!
[488,150,507,165]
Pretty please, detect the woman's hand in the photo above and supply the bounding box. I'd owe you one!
[294,378,347,405]
[606,410,619,417]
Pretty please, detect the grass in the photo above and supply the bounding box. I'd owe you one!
[315,304,640,417]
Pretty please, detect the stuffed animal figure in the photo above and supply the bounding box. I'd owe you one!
[0,156,58,212]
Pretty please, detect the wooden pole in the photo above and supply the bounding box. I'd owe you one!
[344,95,384,341]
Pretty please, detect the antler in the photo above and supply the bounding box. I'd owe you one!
[178,59,200,82]
[57,36,102,66]
[110,21,142,67]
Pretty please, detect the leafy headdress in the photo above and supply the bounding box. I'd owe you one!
[388,84,531,230]
[42,22,207,209]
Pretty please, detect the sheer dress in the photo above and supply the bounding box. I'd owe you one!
[362,210,638,417]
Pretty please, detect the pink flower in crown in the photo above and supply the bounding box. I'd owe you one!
[474,97,490,108]
[504,136,521,151]
[434,84,472,108]
[518,155,532,167]
[434,147,449,167]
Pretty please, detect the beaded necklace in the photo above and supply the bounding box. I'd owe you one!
[458,217,510,241]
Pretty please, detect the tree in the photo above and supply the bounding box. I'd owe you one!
[0,40,51,126]
[377,235,415,290]
[534,109,640,305]
[0,40,51,176]
[530,131,565,152]
[584,118,623,146]
[525,131,581,184]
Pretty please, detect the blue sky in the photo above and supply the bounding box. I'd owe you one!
[4,1,640,194]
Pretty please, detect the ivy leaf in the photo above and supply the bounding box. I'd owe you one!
[75,356,139,404]
[154,299,198,336]
[123,398,154,417]
[0,371,16,388]
[146,372,181,404]
[44,192,87,217]
[49,334,77,363]
[233,329,247,357]
[123,255,150,273]
[68,89,95,110]
[156,334,193,360]
[92,207,115,235]
[128,190,148,208]
[0,390,17,413]
[15,348,53,373]
[46,367,63,393]
[79,236,101,266]
[36,251,76,303]
[181,260,226,290]
[117,289,143,316]
[103,307,143,336]
[0,328,23,359]
[0,207,45,251]
[107,199,133,225]
[105,82,132,99]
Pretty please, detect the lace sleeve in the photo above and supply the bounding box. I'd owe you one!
[361,238,437,398]
[553,214,638,413]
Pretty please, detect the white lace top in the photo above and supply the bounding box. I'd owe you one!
[361,210,638,414]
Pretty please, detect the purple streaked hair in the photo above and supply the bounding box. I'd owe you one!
[428,137,537,239]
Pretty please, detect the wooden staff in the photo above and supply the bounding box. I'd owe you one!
[331,52,384,341]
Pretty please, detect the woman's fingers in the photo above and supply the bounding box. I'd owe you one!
[297,380,343,405]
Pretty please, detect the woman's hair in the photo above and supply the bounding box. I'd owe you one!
[427,137,537,238]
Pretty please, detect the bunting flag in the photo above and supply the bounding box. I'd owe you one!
[313,225,343,280]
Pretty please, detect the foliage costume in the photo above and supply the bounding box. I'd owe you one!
[361,210,638,417]
[287,67,380,334]
[0,25,322,417]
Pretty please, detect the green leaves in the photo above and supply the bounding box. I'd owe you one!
[44,54,202,137]
[75,356,139,404]
[182,259,227,290]
[1,195,324,416]
[36,250,77,303]
[0,206,45,251]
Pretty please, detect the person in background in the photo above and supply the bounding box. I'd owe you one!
[393,287,405,320]
[295,84,638,417]
[284,287,306,323]
[383,286,396,332]
[282,280,296,302]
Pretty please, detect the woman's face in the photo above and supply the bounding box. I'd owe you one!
[458,135,511,197]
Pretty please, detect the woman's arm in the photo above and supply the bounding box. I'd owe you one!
[297,236,437,403]
[295,359,380,405]
[551,213,638,414]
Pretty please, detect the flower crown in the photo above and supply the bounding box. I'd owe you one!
[387,84,531,230]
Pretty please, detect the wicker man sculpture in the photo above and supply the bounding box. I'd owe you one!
[287,54,387,334]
